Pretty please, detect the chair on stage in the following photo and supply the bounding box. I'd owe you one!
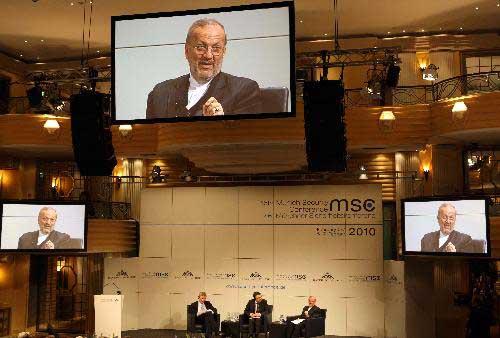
[187,305,221,338]
[260,87,289,113]
[239,305,273,338]
[286,309,327,338]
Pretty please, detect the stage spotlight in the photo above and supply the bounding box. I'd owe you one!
[151,165,163,183]
[181,170,193,182]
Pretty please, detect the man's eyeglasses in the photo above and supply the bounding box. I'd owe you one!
[193,44,224,56]
[439,216,456,222]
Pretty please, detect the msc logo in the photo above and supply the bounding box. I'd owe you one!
[329,198,376,212]
[250,272,262,278]
[183,271,194,277]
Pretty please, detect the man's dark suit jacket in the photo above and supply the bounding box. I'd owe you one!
[17,230,71,249]
[146,72,262,119]
[188,301,218,316]
[420,230,473,253]
[244,299,269,317]
[300,305,323,319]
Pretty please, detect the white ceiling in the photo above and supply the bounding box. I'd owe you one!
[0,0,499,62]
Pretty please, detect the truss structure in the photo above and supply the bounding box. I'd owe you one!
[24,65,111,84]
[296,46,402,69]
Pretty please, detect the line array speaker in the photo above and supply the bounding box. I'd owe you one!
[71,92,117,176]
[303,80,347,172]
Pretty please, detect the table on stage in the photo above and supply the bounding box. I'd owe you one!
[221,320,240,338]
[269,321,287,338]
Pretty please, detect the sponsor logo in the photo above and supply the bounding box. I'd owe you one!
[348,275,382,283]
[386,274,402,285]
[107,270,136,280]
[206,272,237,281]
[312,272,339,282]
[242,271,270,282]
[275,273,307,281]
[141,271,169,279]
[174,270,201,280]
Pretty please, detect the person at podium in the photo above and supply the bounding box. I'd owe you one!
[244,291,269,337]
[286,296,322,338]
[188,292,218,338]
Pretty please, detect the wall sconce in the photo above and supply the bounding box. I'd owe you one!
[423,166,431,181]
[358,165,369,180]
[118,124,133,138]
[422,64,439,81]
[115,176,122,189]
[56,257,65,272]
[452,101,468,120]
[43,119,60,135]
[379,110,396,132]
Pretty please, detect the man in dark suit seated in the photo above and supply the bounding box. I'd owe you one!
[286,296,322,338]
[17,207,73,249]
[420,202,475,253]
[146,18,262,119]
[244,291,269,337]
[188,292,218,338]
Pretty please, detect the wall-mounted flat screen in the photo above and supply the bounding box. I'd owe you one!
[112,1,295,123]
[402,197,490,257]
[0,202,87,252]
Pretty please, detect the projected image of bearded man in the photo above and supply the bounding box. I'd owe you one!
[146,18,262,118]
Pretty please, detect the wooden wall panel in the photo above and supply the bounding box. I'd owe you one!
[431,91,500,136]
[87,219,138,253]
[490,216,500,259]
[348,153,396,201]
[345,105,432,150]
[111,124,158,157]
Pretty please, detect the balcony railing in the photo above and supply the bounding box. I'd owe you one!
[344,71,500,107]
[296,71,500,107]
[6,72,500,113]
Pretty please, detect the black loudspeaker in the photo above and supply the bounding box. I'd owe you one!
[71,92,117,176]
[304,80,347,172]
[386,64,401,88]
[0,77,9,114]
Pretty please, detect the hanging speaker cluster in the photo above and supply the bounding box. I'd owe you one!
[71,91,117,176]
[303,80,347,172]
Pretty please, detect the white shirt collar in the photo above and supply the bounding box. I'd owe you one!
[439,231,450,238]
[189,74,212,89]
[37,231,49,245]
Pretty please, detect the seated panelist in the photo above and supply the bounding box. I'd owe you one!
[286,296,323,338]
[189,292,218,338]
[244,291,269,337]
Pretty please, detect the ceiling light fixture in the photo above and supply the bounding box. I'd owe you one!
[24,40,28,43]
[402,30,406,33]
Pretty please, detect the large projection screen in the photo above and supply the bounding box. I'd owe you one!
[112,2,295,123]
